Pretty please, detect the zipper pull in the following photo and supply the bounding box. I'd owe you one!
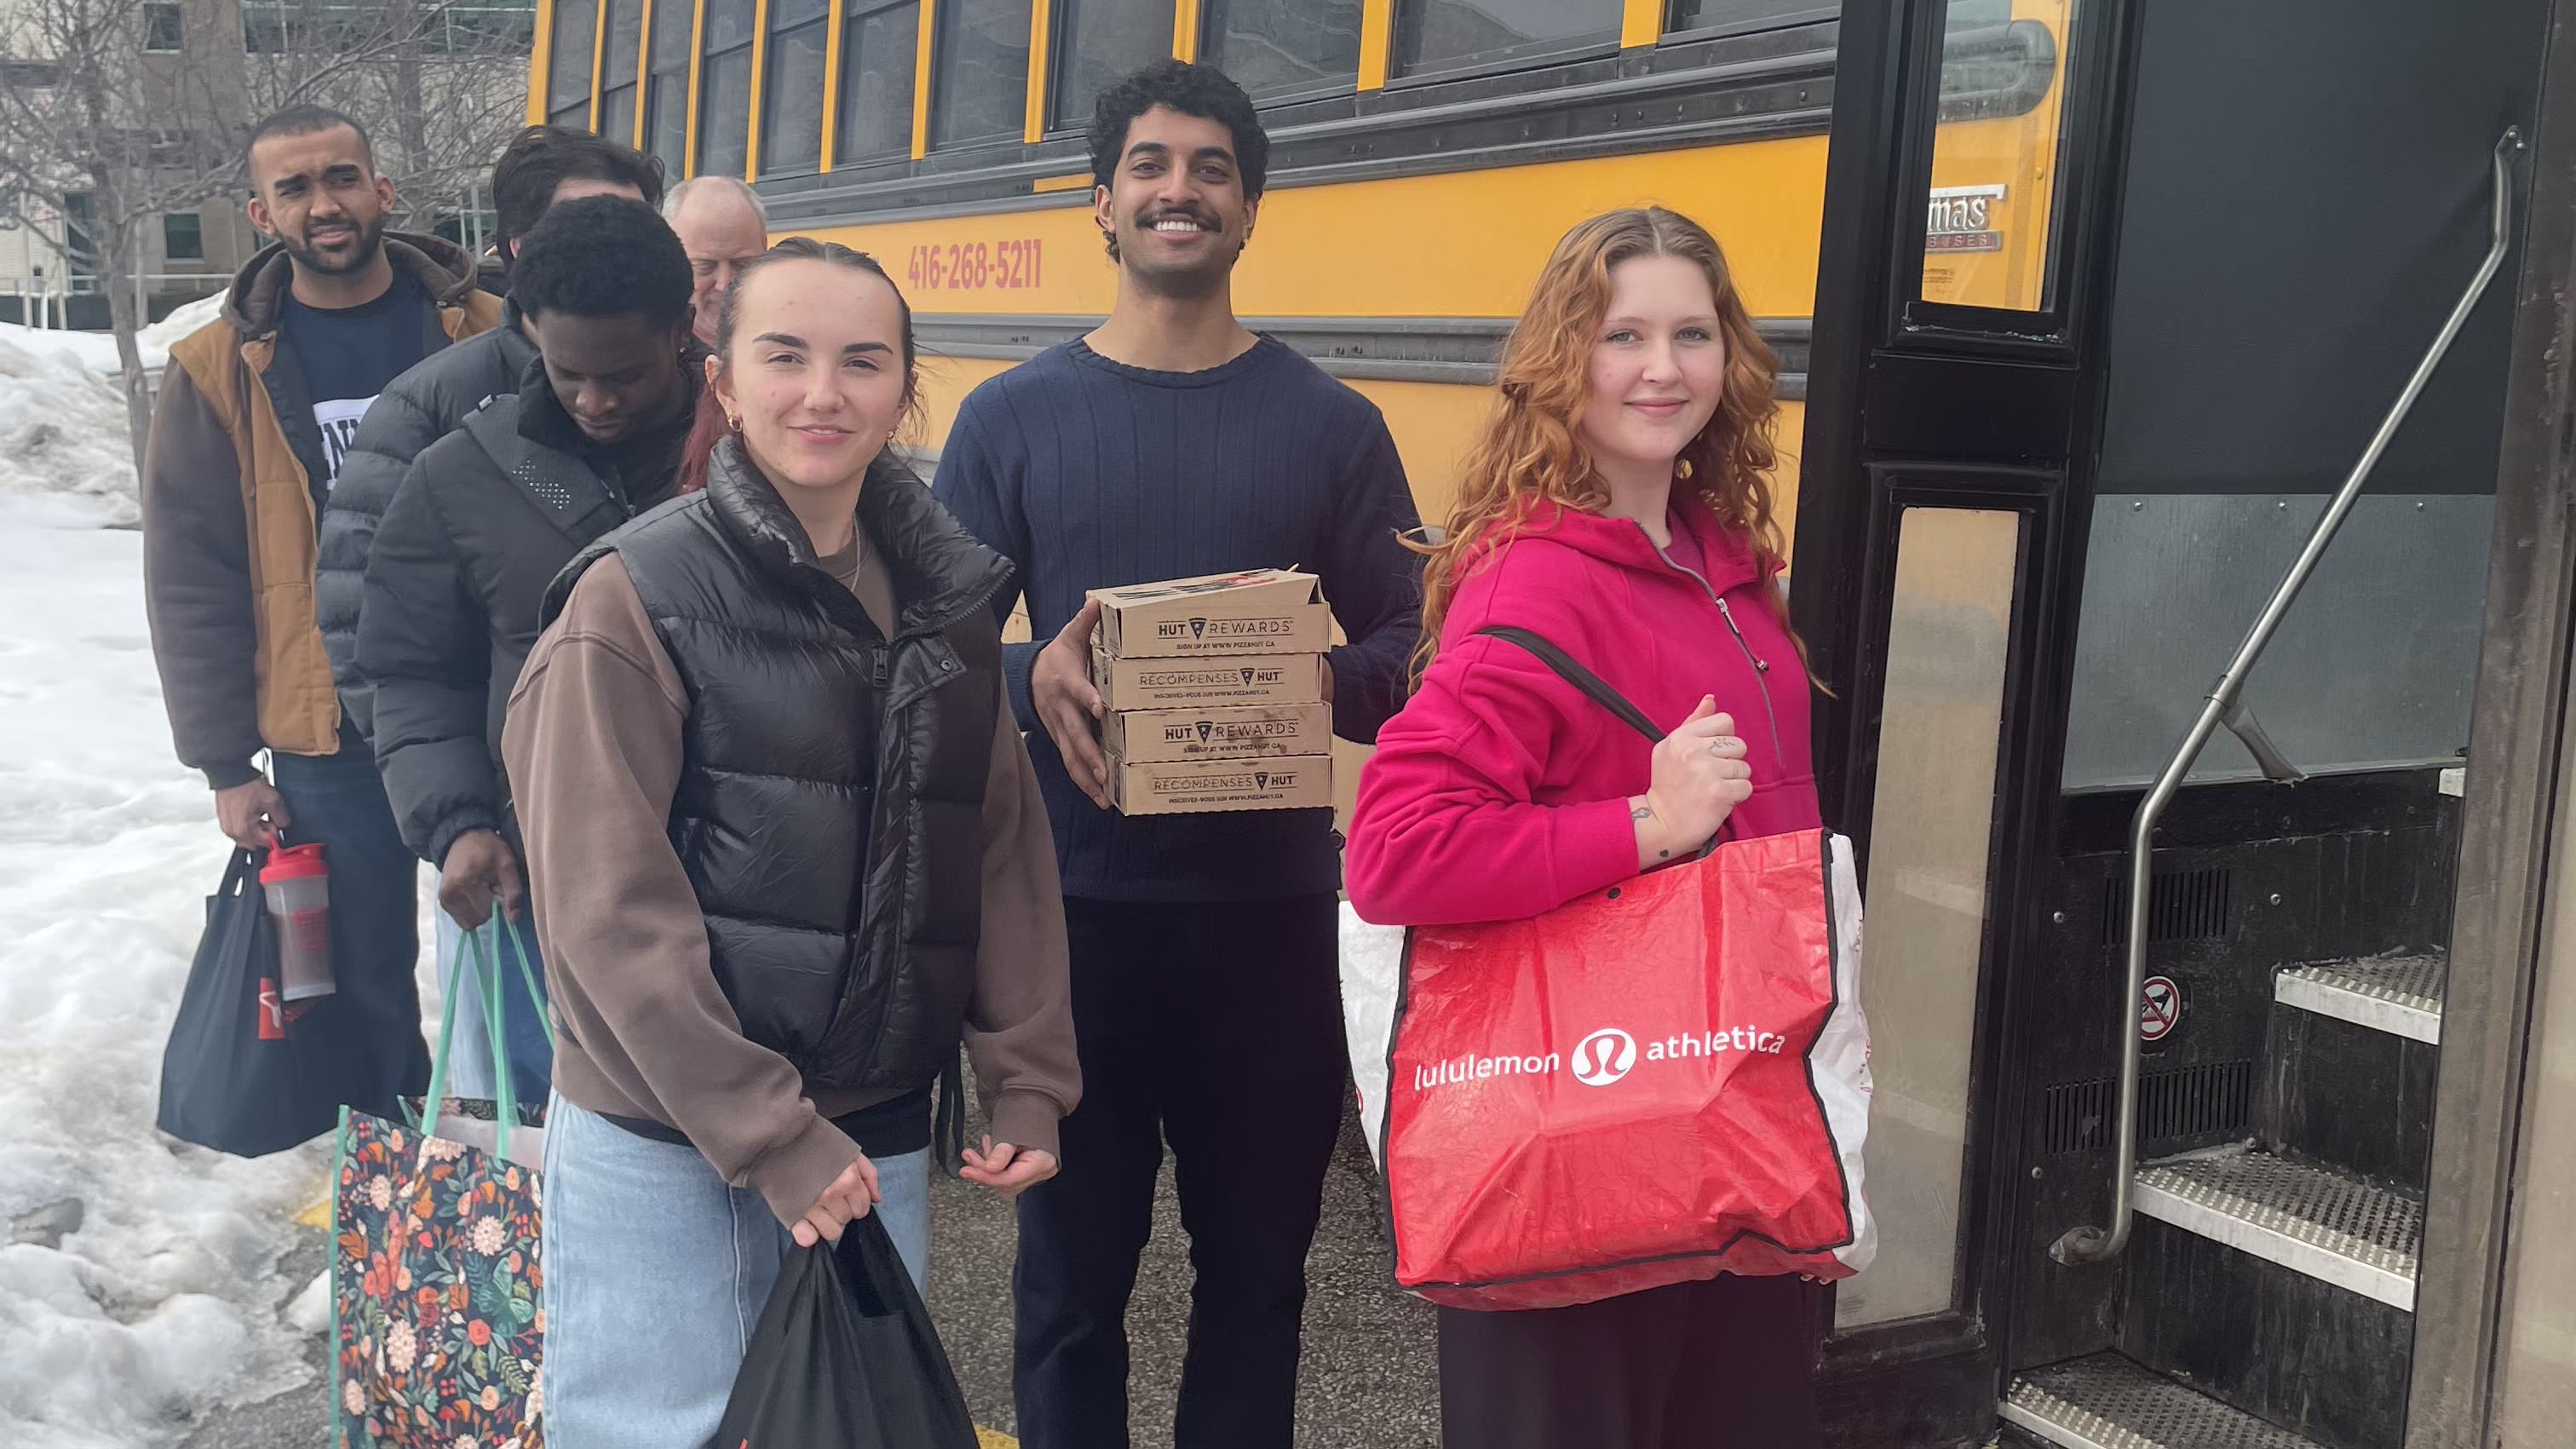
[1715,596,1772,672]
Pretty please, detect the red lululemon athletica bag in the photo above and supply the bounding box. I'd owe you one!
[1339,626,1874,1311]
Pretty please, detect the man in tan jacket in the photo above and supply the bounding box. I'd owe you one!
[141,106,503,1124]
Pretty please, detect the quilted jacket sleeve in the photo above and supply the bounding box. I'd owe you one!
[358,444,503,866]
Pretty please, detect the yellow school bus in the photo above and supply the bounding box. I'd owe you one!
[525,0,2070,535]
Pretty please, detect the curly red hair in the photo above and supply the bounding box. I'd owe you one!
[1415,208,1791,676]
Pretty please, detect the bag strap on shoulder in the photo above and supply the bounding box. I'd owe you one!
[1475,625,1662,744]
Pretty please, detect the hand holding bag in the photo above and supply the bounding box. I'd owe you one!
[1342,627,1875,1311]
[156,848,371,1157]
[716,1213,980,1448]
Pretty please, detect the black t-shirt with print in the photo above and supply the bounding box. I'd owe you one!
[279,273,434,496]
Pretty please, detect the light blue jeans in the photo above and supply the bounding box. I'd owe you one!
[538,1092,933,1448]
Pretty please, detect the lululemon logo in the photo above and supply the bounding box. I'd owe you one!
[1190,618,1208,639]
[1571,1028,1636,1087]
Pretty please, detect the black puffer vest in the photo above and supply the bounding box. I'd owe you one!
[545,438,1010,1094]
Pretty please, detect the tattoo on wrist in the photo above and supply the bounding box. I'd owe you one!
[1635,802,1670,859]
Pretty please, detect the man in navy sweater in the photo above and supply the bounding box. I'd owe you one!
[935,59,1423,1449]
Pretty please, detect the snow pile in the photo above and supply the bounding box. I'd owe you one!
[0,515,323,1446]
[0,508,451,1446]
[0,335,141,528]
[138,292,230,362]
[0,325,126,373]
[0,288,228,376]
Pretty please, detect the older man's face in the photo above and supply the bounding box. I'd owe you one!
[671,188,770,344]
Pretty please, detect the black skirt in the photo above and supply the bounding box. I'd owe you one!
[1435,1273,1829,1449]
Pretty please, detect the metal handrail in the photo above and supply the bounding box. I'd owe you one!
[2051,127,2522,1268]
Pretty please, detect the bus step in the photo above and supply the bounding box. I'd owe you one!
[2003,1354,2323,1449]
[2135,1147,2420,1311]
[2273,955,2444,1045]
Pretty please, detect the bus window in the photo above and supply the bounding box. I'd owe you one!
[1918,0,2074,311]
[1199,0,1363,100]
[1665,0,1837,41]
[547,0,599,129]
[698,0,757,177]
[599,0,646,146]
[931,0,1034,147]
[837,0,921,165]
[1391,0,1621,81]
[643,0,693,171]
[762,0,831,173]
[1050,0,1172,132]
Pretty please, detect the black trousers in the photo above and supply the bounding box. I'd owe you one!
[1437,1274,1829,1449]
[1011,894,1347,1449]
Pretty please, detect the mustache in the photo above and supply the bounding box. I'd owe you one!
[1135,207,1219,230]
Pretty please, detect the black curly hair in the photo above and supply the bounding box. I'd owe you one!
[1086,60,1269,262]
[509,195,693,332]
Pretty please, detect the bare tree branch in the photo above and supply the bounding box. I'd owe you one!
[0,0,532,461]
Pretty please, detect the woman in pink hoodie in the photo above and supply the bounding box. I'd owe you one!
[1345,208,1826,1447]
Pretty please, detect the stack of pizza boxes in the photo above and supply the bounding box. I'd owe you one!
[1090,568,1337,816]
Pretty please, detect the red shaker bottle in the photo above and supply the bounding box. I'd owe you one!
[259,843,336,1002]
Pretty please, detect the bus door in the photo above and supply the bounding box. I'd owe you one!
[1794,2,2549,1446]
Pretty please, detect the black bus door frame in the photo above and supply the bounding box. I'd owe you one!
[1793,0,2146,1443]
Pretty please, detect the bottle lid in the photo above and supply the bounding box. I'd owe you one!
[259,842,328,882]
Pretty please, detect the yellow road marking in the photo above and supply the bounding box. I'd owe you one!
[977,1430,1017,1447]
[295,1193,332,1229]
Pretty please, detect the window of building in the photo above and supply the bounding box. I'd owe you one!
[697,0,758,175]
[643,0,695,170]
[1048,0,1165,132]
[248,0,515,54]
[1389,0,1620,80]
[598,0,644,141]
[162,212,204,262]
[549,0,600,124]
[836,0,919,164]
[247,0,296,51]
[143,2,183,51]
[61,193,99,282]
[1664,0,1835,37]
[440,1,539,52]
[929,0,1031,148]
[760,0,830,173]
[1200,0,1363,100]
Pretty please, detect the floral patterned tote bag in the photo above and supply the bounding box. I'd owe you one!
[331,919,550,1446]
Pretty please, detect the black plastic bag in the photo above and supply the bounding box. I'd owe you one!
[716,1213,980,1448]
[155,849,365,1157]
